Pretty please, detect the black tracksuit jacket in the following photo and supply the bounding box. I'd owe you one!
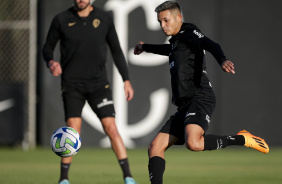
[42,6,129,85]
[143,23,227,107]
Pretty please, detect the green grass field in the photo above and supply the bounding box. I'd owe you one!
[0,147,281,184]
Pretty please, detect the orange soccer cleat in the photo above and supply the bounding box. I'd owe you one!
[237,130,269,153]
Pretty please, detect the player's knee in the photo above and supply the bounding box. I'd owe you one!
[148,143,154,155]
[104,124,119,138]
[148,143,164,157]
[185,140,203,151]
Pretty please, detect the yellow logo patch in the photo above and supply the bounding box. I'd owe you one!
[93,19,100,28]
[68,22,76,27]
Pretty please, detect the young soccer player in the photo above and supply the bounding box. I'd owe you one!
[134,1,269,183]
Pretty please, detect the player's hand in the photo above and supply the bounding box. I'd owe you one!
[134,41,144,55]
[124,80,134,101]
[48,60,62,76]
[221,60,235,74]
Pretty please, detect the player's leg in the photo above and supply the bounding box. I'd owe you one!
[183,103,246,152]
[148,132,178,159]
[184,109,268,153]
[87,84,136,183]
[148,132,178,184]
[100,117,127,159]
[185,124,269,153]
[60,83,86,184]
[147,110,184,184]
[183,98,244,151]
[184,124,205,151]
[148,114,181,184]
[100,117,135,183]
[183,123,239,151]
[59,117,82,183]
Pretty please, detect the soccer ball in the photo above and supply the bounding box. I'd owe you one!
[50,126,81,157]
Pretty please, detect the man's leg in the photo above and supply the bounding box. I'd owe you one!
[148,133,178,184]
[184,124,205,151]
[184,124,246,151]
[184,124,269,153]
[100,117,135,183]
[59,117,82,183]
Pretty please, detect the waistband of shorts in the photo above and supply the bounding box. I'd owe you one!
[61,79,109,88]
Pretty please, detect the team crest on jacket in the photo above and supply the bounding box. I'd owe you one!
[93,19,100,28]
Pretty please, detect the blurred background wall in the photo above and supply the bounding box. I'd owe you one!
[1,0,281,148]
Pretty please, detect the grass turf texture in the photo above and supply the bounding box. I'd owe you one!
[0,147,281,184]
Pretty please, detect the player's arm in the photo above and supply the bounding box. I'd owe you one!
[42,16,62,76]
[198,37,235,73]
[201,38,235,74]
[186,26,235,74]
[134,41,171,56]
[106,15,134,101]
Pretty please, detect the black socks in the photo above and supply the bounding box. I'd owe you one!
[148,156,166,184]
[227,135,245,146]
[118,158,132,179]
[204,135,245,151]
[59,162,71,182]
[59,159,132,182]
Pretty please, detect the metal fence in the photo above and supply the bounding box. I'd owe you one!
[0,0,37,148]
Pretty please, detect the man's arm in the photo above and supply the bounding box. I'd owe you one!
[200,38,235,74]
[185,26,235,74]
[42,16,62,76]
[134,41,171,56]
[42,16,61,68]
[106,15,130,81]
[106,15,134,101]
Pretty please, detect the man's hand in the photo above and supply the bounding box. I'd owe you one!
[48,60,62,76]
[134,41,144,55]
[124,80,134,101]
[221,60,235,74]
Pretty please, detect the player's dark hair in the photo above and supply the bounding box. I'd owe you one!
[155,1,181,14]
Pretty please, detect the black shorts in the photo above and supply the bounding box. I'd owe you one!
[159,94,216,145]
[62,82,115,121]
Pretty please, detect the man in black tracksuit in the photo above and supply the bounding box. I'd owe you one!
[42,0,136,184]
[134,1,269,184]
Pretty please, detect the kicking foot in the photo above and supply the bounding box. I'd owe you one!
[237,130,269,153]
